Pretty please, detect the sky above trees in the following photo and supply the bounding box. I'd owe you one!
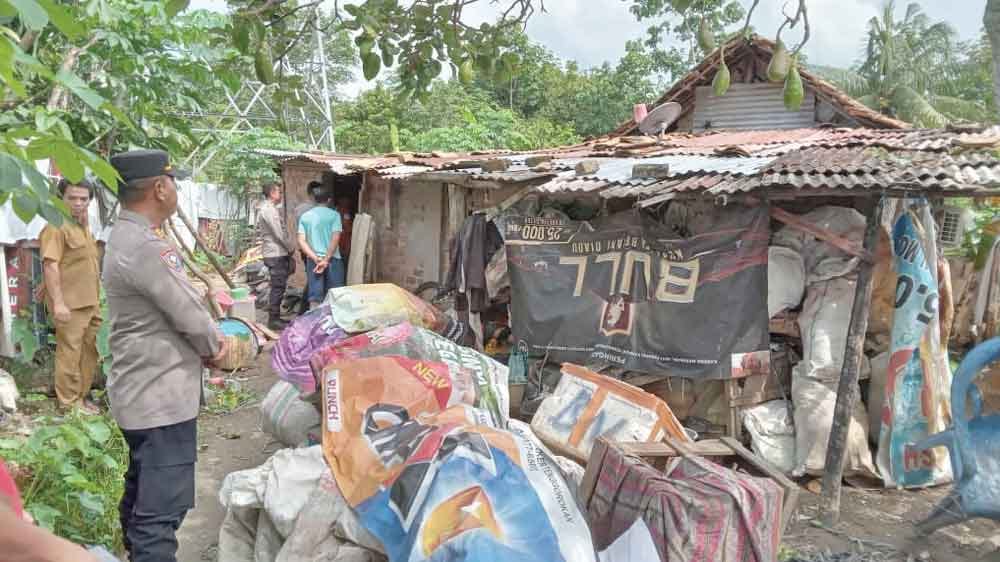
[190,0,983,97]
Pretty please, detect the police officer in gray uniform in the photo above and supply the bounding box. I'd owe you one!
[103,149,226,562]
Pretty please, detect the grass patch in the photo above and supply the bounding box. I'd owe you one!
[203,383,256,415]
[0,411,128,551]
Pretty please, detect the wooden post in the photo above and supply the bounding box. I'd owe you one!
[173,206,235,290]
[820,196,884,525]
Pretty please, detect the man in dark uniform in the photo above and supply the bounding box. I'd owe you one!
[103,150,226,562]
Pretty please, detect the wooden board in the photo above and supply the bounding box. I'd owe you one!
[347,213,373,285]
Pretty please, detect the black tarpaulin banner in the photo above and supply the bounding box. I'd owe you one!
[504,207,769,379]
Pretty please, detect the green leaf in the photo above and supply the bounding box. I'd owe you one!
[61,424,89,452]
[54,69,104,110]
[443,26,458,50]
[500,52,520,71]
[64,473,89,487]
[49,196,68,220]
[670,0,694,12]
[100,102,137,134]
[74,491,104,515]
[0,438,21,449]
[84,419,111,444]
[86,155,119,190]
[38,201,64,225]
[0,153,21,189]
[27,504,61,530]
[99,454,118,470]
[52,141,84,183]
[232,20,251,55]
[165,0,189,18]
[9,0,47,31]
[361,51,380,81]
[13,48,51,77]
[26,136,55,160]
[0,0,17,17]
[11,192,37,222]
[20,159,51,199]
[35,0,84,39]
[0,37,26,97]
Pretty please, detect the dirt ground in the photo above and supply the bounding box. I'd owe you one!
[785,485,1000,561]
[175,350,278,562]
[168,345,1000,562]
[8,346,997,561]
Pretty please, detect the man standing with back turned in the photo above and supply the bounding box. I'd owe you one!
[103,150,225,562]
[39,179,101,414]
[297,183,344,308]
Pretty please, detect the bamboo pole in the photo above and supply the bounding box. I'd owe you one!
[166,221,223,320]
[820,196,884,525]
[173,206,235,290]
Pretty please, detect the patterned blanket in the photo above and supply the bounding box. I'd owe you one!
[588,446,782,562]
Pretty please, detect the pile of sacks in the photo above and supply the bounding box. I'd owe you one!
[240,284,596,562]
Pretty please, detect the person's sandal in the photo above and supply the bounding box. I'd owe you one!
[78,401,101,416]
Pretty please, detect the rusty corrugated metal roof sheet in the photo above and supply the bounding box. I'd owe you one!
[261,124,1000,198]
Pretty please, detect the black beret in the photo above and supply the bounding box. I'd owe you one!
[109,149,189,184]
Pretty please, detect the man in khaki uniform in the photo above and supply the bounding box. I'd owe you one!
[257,181,294,330]
[39,179,101,414]
[104,149,225,562]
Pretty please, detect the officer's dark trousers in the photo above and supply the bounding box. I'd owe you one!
[263,256,290,320]
[119,418,196,562]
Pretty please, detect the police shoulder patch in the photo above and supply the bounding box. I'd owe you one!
[160,248,184,274]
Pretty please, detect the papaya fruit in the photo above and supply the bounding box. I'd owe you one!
[767,39,791,82]
[713,47,730,97]
[697,18,715,53]
[458,59,474,85]
[254,47,274,85]
[783,57,804,110]
[361,52,381,81]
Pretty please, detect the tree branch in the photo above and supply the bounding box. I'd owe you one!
[275,12,315,62]
[775,0,810,54]
[0,91,45,111]
[19,30,37,52]
[742,0,760,37]
[264,0,323,28]
[791,0,810,55]
[238,0,289,17]
[47,35,101,110]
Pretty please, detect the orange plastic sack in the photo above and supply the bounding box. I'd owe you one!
[316,354,596,562]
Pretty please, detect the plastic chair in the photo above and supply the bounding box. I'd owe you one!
[913,337,1000,534]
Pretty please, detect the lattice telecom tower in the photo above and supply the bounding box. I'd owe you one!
[183,24,338,176]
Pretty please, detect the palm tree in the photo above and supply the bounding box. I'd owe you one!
[816,1,990,127]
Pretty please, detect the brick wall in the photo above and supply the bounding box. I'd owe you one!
[362,174,446,290]
[280,161,327,289]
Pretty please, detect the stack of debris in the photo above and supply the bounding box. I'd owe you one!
[234,282,789,562]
